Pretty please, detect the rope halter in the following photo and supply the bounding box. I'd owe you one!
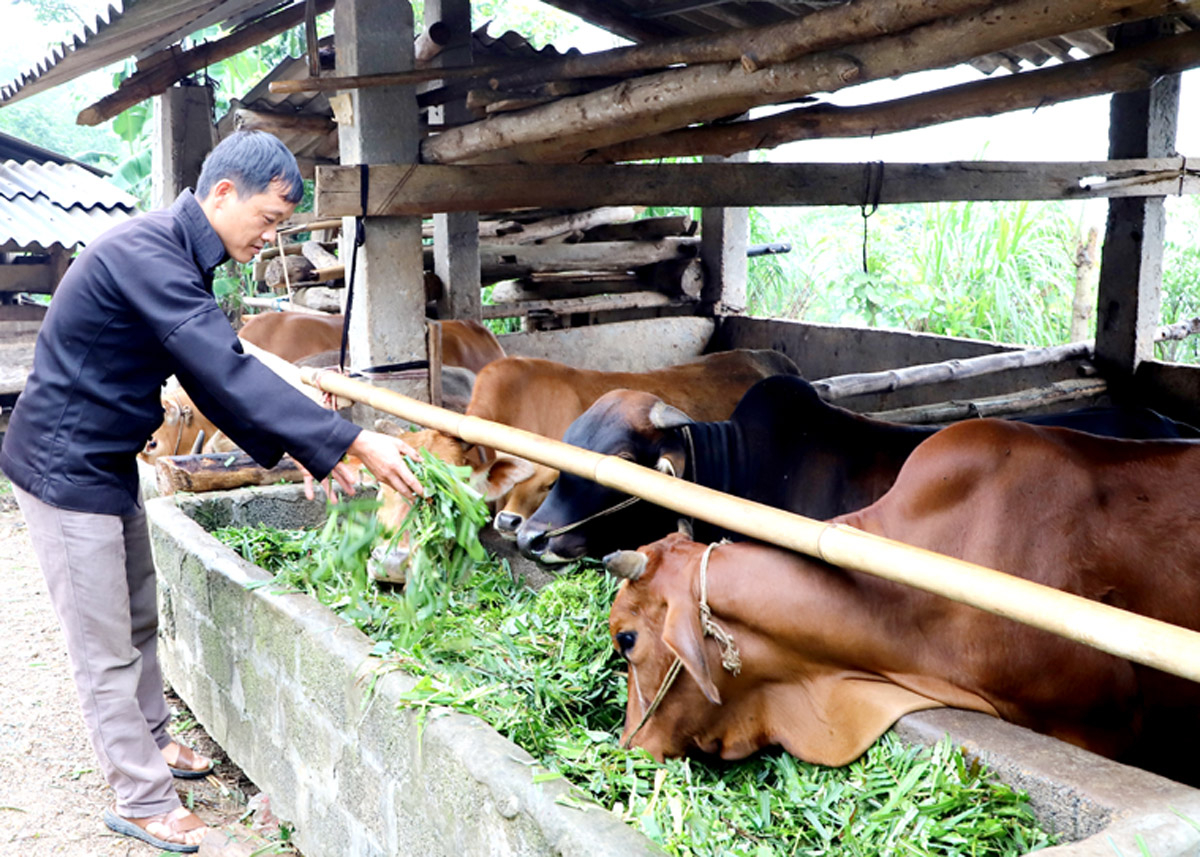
[621,539,740,748]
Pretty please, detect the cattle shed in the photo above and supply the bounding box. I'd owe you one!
[5,0,1200,855]
[0,134,137,435]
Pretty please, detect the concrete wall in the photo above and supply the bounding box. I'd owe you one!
[149,485,1200,857]
[147,487,659,857]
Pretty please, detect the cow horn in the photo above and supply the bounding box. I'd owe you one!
[676,518,693,539]
[654,456,677,476]
[190,429,206,455]
[649,400,692,430]
[604,550,647,581]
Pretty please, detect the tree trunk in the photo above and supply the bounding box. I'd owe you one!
[1070,225,1101,342]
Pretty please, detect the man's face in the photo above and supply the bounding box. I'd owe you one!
[202,178,297,263]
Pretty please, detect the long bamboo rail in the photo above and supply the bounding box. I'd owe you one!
[304,369,1200,686]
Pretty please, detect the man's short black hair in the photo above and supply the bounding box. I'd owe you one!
[196,130,304,204]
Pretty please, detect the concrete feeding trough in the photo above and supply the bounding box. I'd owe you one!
[147,484,1200,857]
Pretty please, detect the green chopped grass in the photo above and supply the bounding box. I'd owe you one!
[214,454,1056,856]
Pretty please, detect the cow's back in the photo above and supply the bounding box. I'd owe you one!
[238,312,343,362]
[840,418,1200,769]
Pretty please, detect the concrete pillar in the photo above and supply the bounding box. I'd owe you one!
[700,149,748,316]
[425,0,481,322]
[335,0,426,398]
[151,83,217,210]
[1094,19,1180,378]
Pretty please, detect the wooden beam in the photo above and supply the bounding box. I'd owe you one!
[867,378,1109,424]
[316,159,1199,217]
[420,0,1175,164]
[482,290,683,319]
[0,263,55,294]
[490,0,995,91]
[1095,18,1182,378]
[77,0,337,126]
[580,29,1200,163]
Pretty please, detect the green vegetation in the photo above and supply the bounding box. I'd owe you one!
[214,455,1055,856]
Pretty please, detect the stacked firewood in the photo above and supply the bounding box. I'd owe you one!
[252,205,741,324]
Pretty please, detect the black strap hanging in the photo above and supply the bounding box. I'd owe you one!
[860,161,884,275]
[339,162,369,373]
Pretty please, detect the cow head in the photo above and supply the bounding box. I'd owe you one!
[516,390,692,563]
[140,391,215,465]
[606,533,732,760]
[607,532,948,766]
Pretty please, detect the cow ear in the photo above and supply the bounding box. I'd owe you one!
[662,600,721,706]
[162,399,181,425]
[604,550,647,581]
[476,455,536,502]
[649,401,693,430]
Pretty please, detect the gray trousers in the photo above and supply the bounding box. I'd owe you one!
[13,484,180,817]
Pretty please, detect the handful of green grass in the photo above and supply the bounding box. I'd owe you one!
[215,454,1055,856]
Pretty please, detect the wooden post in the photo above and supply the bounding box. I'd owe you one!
[151,83,217,210]
[700,147,748,314]
[1094,18,1180,378]
[425,0,481,322]
[334,0,427,402]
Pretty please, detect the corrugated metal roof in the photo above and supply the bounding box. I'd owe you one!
[0,131,110,176]
[0,0,286,107]
[0,161,138,253]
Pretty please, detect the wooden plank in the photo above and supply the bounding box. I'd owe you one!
[0,305,47,322]
[482,290,682,319]
[316,159,1199,216]
[0,264,55,294]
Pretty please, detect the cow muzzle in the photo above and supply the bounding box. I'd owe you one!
[494,511,523,539]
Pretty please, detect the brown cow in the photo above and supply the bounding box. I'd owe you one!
[436,352,800,540]
[604,418,1200,784]
[239,312,505,374]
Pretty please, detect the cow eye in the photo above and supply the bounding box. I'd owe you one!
[615,631,637,656]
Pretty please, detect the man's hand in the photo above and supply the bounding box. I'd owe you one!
[345,430,425,498]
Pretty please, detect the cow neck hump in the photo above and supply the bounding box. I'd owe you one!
[683,418,741,495]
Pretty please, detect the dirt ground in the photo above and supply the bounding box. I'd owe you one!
[0,483,291,856]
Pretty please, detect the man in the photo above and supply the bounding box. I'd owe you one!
[0,131,421,852]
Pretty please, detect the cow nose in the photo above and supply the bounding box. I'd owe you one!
[494,512,522,539]
[517,525,549,558]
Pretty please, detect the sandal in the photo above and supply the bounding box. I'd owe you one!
[103,806,208,853]
[161,741,214,779]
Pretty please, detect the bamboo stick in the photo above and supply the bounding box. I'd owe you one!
[300,369,1200,687]
[865,378,1108,424]
[814,342,1093,400]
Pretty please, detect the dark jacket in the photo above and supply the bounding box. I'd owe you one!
[0,191,360,515]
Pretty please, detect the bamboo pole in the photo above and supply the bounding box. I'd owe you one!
[814,342,1094,400]
[301,368,1200,686]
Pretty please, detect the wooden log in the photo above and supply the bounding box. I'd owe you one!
[420,0,1174,164]
[490,273,642,302]
[316,158,1200,217]
[265,256,315,291]
[414,21,452,64]
[292,286,342,313]
[490,0,996,91]
[309,265,346,282]
[1156,316,1200,343]
[580,29,1200,163]
[77,0,337,126]
[300,367,1200,687]
[155,453,304,496]
[814,342,1094,401]
[267,59,519,96]
[301,240,340,269]
[257,239,338,262]
[580,215,694,243]
[476,238,698,282]
[234,107,336,137]
[482,290,682,319]
[488,206,640,245]
[866,378,1109,425]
